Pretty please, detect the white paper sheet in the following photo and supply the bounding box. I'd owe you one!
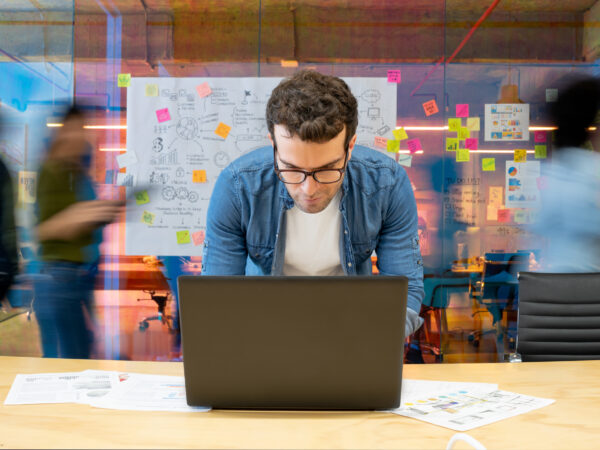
[4,371,120,405]
[386,379,554,431]
[88,372,211,413]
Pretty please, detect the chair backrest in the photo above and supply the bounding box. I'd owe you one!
[517,272,600,361]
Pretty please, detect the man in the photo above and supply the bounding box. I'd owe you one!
[203,70,424,336]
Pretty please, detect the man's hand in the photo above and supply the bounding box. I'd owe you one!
[37,200,125,242]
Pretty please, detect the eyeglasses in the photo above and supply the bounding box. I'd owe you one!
[273,145,348,185]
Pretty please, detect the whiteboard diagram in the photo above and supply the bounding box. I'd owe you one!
[125,77,396,256]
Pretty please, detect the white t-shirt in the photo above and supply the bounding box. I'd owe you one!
[283,192,345,276]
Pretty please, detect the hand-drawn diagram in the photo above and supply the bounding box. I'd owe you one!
[126,77,396,256]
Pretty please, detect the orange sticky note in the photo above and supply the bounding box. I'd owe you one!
[422,99,439,116]
[196,82,212,98]
[498,209,511,223]
[192,230,206,246]
[215,122,232,139]
[193,170,207,183]
[514,149,527,162]
[374,136,387,149]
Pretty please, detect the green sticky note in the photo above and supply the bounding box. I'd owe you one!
[141,210,155,225]
[176,230,191,244]
[448,118,461,132]
[135,190,150,205]
[117,73,131,87]
[466,117,480,131]
[456,148,470,162]
[482,158,496,171]
[458,127,470,140]
[535,145,547,159]
[393,127,408,141]
[386,139,400,153]
[446,138,458,151]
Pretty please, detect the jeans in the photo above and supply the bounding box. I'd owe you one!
[33,261,96,359]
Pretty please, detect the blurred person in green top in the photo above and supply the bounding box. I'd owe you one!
[34,107,123,359]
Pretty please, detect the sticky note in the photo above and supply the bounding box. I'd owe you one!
[387,70,401,83]
[196,82,212,98]
[546,88,558,102]
[156,108,171,123]
[466,117,480,131]
[422,100,439,116]
[514,149,527,162]
[456,148,470,162]
[406,138,422,154]
[215,122,232,139]
[176,230,191,245]
[497,209,511,223]
[456,104,469,118]
[537,176,548,190]
[135,190,150,205]
[145,84,159,97]
[535,145,547,159]
[192,230,206,246]
[116,151,138,169]
[393,127,408,141]
[514,210,528,224]
[534,131,547,143]
[397,154,412,168]
[489,186,503,206]
[448,118,461,132]
[141,210,155,225]
[487,205,498,221]
[280,60,299,68]
[386,139,400,153]
[446,138,458,151]
[117,73,131,87]
[193,169,207,183]
[482,158,495,171]
[465,138,478,150]
[458,127,470,140]
[374,136,387,149]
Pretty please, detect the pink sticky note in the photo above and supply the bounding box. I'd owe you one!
[192,230,206,246]
[406,138,422,154]
[374,136,387,149]
[456,104,469,118]
[497,209,511,223]
[156,108,171,123]
[537,176,548,190]
[534,131,547,143]
[196,82,212,98]
[465,138,478,150]
[387,70,401,83]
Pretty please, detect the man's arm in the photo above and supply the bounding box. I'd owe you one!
[375,166,425,336]
[202,165,248,275]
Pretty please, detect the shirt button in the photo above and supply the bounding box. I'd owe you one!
[347,262,352,267]
[344,230,348,235]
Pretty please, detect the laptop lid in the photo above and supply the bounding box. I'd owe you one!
[178,276,408,410]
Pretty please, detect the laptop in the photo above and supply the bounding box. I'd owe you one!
[178,276,408,410]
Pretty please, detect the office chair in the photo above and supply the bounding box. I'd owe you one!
[137,289,176,333]
[517,272,600,362]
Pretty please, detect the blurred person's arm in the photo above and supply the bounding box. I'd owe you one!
[0,160,19,277]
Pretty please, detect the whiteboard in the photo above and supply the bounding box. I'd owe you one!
[125,77,396,256]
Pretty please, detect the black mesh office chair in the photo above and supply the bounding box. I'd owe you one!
[517,272,600,361]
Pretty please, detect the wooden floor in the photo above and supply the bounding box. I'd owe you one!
[0,289,503,363]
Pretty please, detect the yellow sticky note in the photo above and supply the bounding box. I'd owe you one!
[446,138,458,151]
[135,190,150,205]
[386,139,400,153]
[458,127,470,140]
[482,158,495,171]
[193,170,207,183]
[535,145,547,159]
[117,73,131,87]
[448,118,461,132]
[456,148,470,162]
[514,149,527,162]
[215,122,232,139]
[466,117,480,131]
[393,128,408,141]
[176,230,191,245]
[141,210,155,225]
[145,84,159,97]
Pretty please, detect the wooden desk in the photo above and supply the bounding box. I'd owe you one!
[1,356,599,449]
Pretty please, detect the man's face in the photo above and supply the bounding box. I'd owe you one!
[271,124,356,214]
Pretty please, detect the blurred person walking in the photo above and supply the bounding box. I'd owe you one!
[0,153,18,306]
[34,107,122,358]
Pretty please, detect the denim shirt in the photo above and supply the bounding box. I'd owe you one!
[202,145,424,314]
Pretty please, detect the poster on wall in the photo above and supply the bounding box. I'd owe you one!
[505,160,540,209]
[484,104,529,141]
[125,77,397,256]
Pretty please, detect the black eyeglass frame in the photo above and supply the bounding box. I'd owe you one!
[272,143,349,185]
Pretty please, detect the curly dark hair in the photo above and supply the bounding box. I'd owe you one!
[266,70,358,149]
